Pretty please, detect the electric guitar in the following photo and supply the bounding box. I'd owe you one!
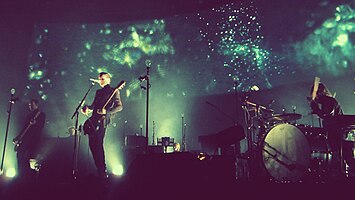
[83,80,125,135]
[13,110,42,151]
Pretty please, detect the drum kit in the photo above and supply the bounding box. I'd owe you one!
[242,100,337,183]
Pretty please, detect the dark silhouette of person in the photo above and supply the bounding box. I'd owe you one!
[81,72,123,179]
[13,99,46,180]
[309,82,344,178]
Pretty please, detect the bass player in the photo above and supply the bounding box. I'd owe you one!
[81,72,123,180]
[13,99,46,180]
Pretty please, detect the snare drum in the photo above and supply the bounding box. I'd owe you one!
[260,123,330,182]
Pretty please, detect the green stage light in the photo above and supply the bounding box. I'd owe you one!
[112,164,124,176]
[5,168,16,178]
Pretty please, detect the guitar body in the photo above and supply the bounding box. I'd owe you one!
[83,115,104,135]
[83,80,125,135]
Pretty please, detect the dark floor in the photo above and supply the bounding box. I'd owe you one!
[1,174,355,200]
[1,151,355,200]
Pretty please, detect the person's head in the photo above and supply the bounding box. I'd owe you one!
[98,72,111,87]
[28,99,39,111]
[310,82,332,98]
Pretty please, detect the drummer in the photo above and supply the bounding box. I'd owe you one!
[309,82,343,121]
[309,82,343,177]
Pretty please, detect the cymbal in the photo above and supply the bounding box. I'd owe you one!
[267,113,302,122]
[244,100,274,113]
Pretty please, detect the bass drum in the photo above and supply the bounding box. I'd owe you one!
[260,123,330,182]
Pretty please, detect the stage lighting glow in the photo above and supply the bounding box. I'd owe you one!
[20,1,355,152]
[197,152,207,161]
[112,164,124,176]
[5,168,16,178]
[334,34,348,46]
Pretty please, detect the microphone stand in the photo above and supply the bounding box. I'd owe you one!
[140,61,151,152]
[0,92,16,174]
[70,81,95,179]
[181,114,188,152]
[145,65,150,152]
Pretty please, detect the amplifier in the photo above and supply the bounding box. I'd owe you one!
[124,135,147,147]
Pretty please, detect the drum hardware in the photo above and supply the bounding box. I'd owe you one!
[244,100,274,113]
[340,125,355,178]
[343,126,355,142]
[242,100,274,180]
[262,142,301,172]
[266,113,302,123]
[260,123,331,182]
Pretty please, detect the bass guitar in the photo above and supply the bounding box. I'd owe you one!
[13,110,42,151]
[83,80,125,135]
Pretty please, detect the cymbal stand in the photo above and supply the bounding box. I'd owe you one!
[242,100,266,180]
[242,96,272,178]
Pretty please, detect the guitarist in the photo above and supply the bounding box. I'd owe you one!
[81,72,123,179]
[13,99,46,179]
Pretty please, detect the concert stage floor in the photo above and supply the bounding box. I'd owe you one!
[1,174,355,200]
[2,151,355,199]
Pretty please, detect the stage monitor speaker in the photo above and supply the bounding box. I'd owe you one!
[124,135,147,147]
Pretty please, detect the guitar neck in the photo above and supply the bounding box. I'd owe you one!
[102,88,119,109]
[101,80,125,110]
[18,110,41,139]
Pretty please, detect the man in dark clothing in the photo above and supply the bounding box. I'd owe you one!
[13,99,46,179]
[81,72,123,179]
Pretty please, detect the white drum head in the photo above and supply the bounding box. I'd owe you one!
[262,123,311,182]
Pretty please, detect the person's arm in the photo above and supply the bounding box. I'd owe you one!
[310,97,337,118]
[107,90,123,114]
[310,100,321,116]
[81,91,96,115]
[36,112,46,129]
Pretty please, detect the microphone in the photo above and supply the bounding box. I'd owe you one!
[89,78,100,84]
[10,88,16,95]
[145,59,151,67]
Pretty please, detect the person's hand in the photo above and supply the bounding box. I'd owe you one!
[81,105,92,116]
[97,108,107,115]
[29,119,36,125]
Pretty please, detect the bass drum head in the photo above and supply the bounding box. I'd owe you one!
[262,123,311,182]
